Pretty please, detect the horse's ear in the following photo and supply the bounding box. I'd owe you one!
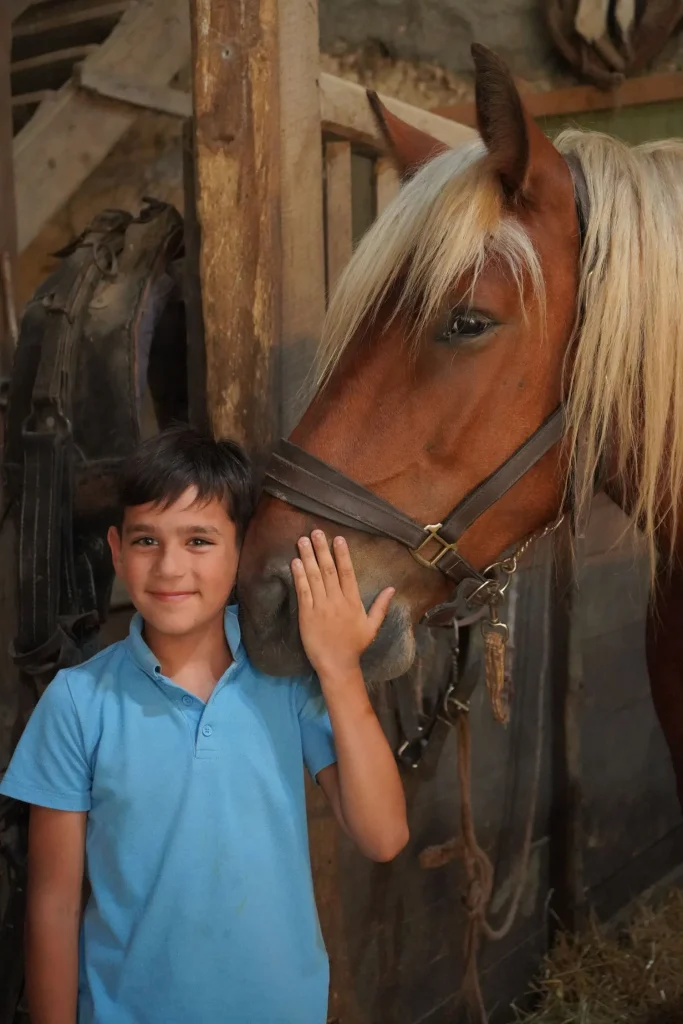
[471,43,554,201]
[367,91,449,180]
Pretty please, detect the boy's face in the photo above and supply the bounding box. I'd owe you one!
[107,488,239,638]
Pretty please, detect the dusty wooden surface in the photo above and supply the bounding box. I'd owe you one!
[434,69,683,127]
[13,0,190,251]
[278,0,326,433]
[324,140,353,296]
[320,72,475,150]
[77,66,192,120]
[375,157,400,215]
[190,0,280,449]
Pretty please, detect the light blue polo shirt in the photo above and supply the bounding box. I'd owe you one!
[0,606,337,1024]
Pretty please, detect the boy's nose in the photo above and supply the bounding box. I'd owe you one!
[154,547,187,577]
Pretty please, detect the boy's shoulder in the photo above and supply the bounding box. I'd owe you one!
[55,638,132,698]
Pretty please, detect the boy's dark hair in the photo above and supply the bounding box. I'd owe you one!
[117,425,254,540]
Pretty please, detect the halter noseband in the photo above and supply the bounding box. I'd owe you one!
[262,155,590,619]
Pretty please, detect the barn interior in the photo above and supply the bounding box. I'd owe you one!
[3,2,683,1022]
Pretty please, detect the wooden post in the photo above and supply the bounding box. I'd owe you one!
[189,0,281,450]
[324,140,353,296]
[278,0,326,433]
[375,157,400,216]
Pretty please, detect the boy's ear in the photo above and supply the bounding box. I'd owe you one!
[107,524,123,571]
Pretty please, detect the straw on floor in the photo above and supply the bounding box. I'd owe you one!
[513,888,683,1024]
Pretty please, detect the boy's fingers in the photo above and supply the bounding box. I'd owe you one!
[367,587,396,635]
[291,558,313,610]
[333,536,361,602]
[311,530,341,596]
[297,537,326,602]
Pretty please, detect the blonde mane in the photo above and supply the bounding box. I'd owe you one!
[318,127,683,579]
[556,128,683,576]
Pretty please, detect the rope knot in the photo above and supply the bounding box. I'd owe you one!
[464,878,486,919]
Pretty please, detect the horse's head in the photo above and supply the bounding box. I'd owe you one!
[238,45,583,680]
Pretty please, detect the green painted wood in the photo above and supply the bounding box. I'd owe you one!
[540,99,683,144]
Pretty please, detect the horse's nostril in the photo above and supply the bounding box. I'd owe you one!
[239,563,294,620]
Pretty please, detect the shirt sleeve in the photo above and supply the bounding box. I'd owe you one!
[0,669,92,811]
[295,675,337,780]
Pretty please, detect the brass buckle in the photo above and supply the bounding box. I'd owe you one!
[410,523,458,570]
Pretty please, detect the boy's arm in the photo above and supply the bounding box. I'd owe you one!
[26,807,87,1024]
[292,531,408,862]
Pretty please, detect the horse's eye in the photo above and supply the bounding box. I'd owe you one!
[438,309,496,344]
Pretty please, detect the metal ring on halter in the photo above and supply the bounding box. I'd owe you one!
[462,576,501,609]
[481,618,510,643]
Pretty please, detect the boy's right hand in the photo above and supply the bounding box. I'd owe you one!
[291,530,395,684]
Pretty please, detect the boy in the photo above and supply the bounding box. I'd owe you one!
[0,426,408,1024]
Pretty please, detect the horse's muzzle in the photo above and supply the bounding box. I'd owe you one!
[237,563,416,683]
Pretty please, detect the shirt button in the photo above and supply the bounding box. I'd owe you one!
[182,695,193,706]
[202,724,213,737]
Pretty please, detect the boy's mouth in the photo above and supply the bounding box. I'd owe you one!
[147,591,198,602]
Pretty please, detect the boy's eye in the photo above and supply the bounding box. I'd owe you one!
[132,536,157,547]
[188,537,213,547]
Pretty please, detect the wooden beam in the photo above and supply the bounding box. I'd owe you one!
[375,156,400,215]
[11,45,98,73]
[324,140,353,297]
[434,70,683,128]
[320,71,476,150]
[76,64,474,158]
[13,2,130,37]
[76,66,191,118]
[11,89,54,107]
[9,1,32,21]
[278,0,327,433]
[13,0,190,252]
[190,0,280,451]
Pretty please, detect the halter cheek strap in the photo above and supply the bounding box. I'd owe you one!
[263,406,566,589]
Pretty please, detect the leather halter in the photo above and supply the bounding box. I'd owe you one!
[263,155,589,608]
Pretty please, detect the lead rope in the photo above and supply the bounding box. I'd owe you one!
[455,519,558,1022]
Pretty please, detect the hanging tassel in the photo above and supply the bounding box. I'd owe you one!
[484,625,510,725]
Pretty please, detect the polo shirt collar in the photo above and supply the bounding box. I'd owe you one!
[125,604,244,681]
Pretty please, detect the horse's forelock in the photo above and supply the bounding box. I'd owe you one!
[314,139,544,386]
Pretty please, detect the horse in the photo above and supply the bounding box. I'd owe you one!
[237,43,683,809]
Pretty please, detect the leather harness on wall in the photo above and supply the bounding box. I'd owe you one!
[0,199,188,1024]
[4,199,187,693]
